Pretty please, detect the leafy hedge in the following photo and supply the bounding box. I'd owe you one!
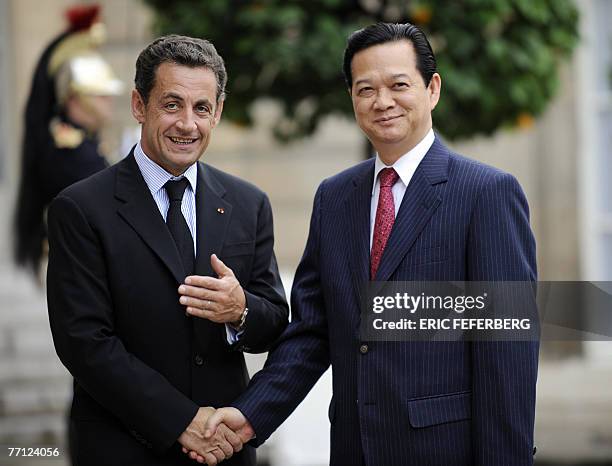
[144,0,579,141]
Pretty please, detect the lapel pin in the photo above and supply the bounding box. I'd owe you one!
[217,207,225,214]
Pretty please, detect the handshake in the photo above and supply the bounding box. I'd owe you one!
[178,407,253,465]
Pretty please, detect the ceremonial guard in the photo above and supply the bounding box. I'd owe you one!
[14,4,122,280]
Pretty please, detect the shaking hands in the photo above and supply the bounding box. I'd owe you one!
[179,407,254,465]
[176,255,253,463]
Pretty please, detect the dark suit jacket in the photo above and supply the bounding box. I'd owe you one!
[40,122,109,205]
[46,151,288,466]
[233,137,538,466]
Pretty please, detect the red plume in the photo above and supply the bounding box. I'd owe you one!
[65,4,100,32]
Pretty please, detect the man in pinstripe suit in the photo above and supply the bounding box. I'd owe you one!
[196,22,538,466]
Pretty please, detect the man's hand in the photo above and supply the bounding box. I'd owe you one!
[184,407,255,464]
[204,407,254,441]
[179,254,246,325]
[178,407,243,465]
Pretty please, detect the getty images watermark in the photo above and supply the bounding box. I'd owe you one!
[360,281,612,342]
[371,289,531,331]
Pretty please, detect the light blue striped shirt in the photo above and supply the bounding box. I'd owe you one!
[134,142,198,254]
[133,142,240,342]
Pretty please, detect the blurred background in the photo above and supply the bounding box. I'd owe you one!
[0,0,611,465]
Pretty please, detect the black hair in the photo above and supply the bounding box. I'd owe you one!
[343,22,436,88]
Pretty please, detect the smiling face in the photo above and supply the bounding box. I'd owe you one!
[131,62,223,176]
[350,40,441,164]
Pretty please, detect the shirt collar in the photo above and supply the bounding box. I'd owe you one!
[134,142,198,196]
[372,128,435,194]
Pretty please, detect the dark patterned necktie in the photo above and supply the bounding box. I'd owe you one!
[164,178,194,275]
[370,167,399,279]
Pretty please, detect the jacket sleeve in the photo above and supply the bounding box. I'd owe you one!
[232,182,331,445]
[467,172,539,466]
[231,192,289,353]
[46,195,198,452]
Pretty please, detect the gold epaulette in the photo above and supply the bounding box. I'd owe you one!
[50,117,84,149]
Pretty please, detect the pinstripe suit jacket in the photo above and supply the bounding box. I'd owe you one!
[233,137,538,466]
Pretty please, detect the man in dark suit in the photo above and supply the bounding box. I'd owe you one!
[46,35,288,466]
[197,23,538,466]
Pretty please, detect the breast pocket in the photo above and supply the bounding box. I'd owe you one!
[413,245,448,265]
[219,240,255,282]
[221,240,255,258]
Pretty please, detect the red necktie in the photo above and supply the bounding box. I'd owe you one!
[370,167,399,279]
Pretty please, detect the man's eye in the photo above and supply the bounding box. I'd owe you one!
[196,105,211,114]
[394,82,409,89]
[358,87,374,96]
[165,103,179,110]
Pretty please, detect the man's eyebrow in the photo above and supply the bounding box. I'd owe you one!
[161,92,184,101]
[354,78,372,87]
[161,93,213,107]
[354,73,411,87]
[194,98,213,106]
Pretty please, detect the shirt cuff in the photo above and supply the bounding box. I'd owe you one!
[225,323,244,344]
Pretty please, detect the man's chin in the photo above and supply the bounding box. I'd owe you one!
[370,134,409,147]
[164,143,205,158]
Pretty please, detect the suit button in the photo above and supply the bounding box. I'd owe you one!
[194,354,204,366]
[359,344,369,354]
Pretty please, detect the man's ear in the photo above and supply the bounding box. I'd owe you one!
[428,73,442,111]
[212,98,224,127]
[131,89,146,124]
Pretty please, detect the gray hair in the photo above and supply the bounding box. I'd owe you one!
[135,34,227,104]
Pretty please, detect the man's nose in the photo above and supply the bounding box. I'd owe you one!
[176,109,197,132]
[373,87,395,110]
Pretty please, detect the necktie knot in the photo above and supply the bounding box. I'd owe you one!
[164,178,189,202]
[379,167,399,188]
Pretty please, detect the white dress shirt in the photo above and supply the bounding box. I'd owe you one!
[370,128,435,249]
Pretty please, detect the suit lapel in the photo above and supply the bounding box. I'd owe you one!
[194,163,232,276]
[115,154,230,349]
[344,160,375,296]
[115,152,185,284]
[373,137,450,288]
[192,163,232,351]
